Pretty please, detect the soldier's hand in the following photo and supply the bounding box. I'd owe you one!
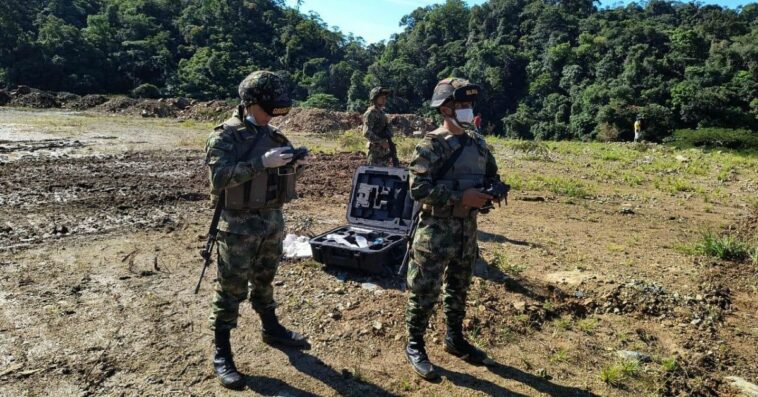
[261,147,293,169]
[461,188,493,209]
[295,156,309,168]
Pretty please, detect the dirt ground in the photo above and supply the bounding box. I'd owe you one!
[0,108,756,397]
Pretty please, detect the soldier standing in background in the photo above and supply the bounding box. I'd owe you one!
[363,86,399,167]
[204,71,309,390]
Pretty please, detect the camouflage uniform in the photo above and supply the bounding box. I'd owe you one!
[205,109,296,331]
[362,105,394,166]
[405,127,499,338]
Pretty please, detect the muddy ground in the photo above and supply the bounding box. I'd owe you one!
[0,108,756,397]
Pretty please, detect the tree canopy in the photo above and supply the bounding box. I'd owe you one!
[1,0,756,139]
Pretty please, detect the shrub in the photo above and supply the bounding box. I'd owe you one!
[667,129,758,151]
[694,231,753,262]
[338,130,365,153]
[301,93,343,111]
[131,83,161,99]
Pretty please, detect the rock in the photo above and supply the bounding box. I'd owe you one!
[394,334,404,341]
[725,376,758,397]
[361,282,380,291]
[513,301,527,312]
[519,196,547,202]
[11,85,31,96]
[616,350,651,362]
[675,155,689,163]
[328,312,341,320]
[619,206,635,215]
[691,318,702,326]
[536,368,550,379]
[172,97,191,110]
[372,321,383,331]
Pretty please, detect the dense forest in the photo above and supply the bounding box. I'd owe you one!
[0,0,756,139]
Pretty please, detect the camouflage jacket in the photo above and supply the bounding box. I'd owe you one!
[408,127,499,209]
[205,108,296,235]
[362,106,392,143]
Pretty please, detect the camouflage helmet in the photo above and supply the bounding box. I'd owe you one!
[429,77,480,108]
[238,71,292,117]
[369,86,392,102]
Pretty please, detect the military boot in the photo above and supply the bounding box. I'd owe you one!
[405,335,439,380]
[259,308,310,349]
[213,329,245,390]
[444,325,488,365]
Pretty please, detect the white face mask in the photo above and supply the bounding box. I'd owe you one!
[455,108,475,125]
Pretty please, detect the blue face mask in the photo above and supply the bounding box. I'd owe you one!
[245,115,262,127]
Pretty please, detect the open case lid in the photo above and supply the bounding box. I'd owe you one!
[346,166,414,233]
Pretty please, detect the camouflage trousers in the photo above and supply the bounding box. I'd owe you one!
[366,141,395,167]
[406,213,478,338]
[209,226,284,331]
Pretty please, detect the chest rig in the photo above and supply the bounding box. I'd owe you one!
[425,130,488,218]
[221,117,297,210]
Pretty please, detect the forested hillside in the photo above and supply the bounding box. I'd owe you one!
[1,0,756,139]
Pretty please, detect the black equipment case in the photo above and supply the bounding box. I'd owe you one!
[309,166,414,274]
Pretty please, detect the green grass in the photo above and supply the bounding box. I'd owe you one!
[691,231,755,262]
[550,348,570,363]
[504,140,553,161]
[660,356,679,373]
[601,359,642,387]
[554,316,573,330]
[541,176,594,198]
[600,363,625,386]
[337,130,366,153]
[491,250,528,275]
[393,136,419,160]
[577,318,599,334]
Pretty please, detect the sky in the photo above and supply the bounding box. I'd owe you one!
[284,0,754,43]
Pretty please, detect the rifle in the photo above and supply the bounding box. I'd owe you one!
[387,138,400,168]
[195,191,225,294]
[397,203,420,276]
[397,139,467,278]
[195,118,274,294]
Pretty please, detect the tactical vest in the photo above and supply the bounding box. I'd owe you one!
[367,107,390,138]
[426,131,487,218]
[219,117,297,210]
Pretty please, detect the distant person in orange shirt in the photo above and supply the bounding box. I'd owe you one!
[634,118,642,142]
[473,113,482,134]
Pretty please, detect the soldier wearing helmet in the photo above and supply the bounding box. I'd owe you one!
[362,86,399,167]
[204,71,309,389]
[403,77,503,380]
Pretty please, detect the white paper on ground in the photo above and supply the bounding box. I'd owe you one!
[283,233,313,258]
